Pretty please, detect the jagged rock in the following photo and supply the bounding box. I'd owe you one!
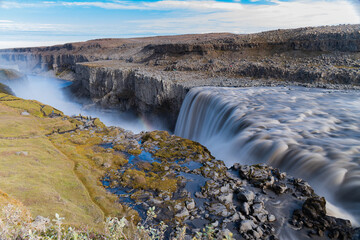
[302,196,326,219]
[237,189,255,203]
[267,214,276,222]
[186,199,195,210]
[239,220,256,233]
[208,203,231,217]
[252,203,264,214]
[218,192,233,205]
[292,196,354,239]
[175,208,190,219]
[220,184,231,193]
[272,182,288,194]
[240,202,250,216]
[3,25,360,129]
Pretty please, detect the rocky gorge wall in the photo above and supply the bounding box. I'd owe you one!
[1,24,360,128]
[73,62,189,127]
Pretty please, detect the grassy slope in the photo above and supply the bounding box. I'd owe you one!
[0,95,107,229]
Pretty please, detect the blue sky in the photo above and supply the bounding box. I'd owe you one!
[0,0,359,48]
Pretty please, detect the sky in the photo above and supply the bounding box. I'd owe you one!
[0,0,359,49]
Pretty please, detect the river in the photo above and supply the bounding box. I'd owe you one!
[7,75,157,133]
[6,75,360,226]
[175,86,360,226]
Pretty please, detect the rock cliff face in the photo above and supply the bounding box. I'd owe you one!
[74,62,189,126]
[1,24,360,126]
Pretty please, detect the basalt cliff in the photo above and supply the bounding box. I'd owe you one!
[1,24,360,127]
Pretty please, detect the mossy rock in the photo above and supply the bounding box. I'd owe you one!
[94,118,105,128]
[128,148,142,156]
[0,68,25,81]
[142,130,213,162]
[0,83,14,95]
[119,168,178,192]
[113,144,126,151]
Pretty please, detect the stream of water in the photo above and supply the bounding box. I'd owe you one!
[175,86,360,225]
[6,75,155,133]
[5,74,360,226]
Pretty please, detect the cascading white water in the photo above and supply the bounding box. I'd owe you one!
[175,86,360,225]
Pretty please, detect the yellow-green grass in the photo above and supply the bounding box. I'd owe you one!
[49,130,135,221]
[0,137,104,227]
[0,94,132,230]
[0,93,63,118]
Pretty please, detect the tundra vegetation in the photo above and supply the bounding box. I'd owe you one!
[0,89,235,239]
[0,83,357,239]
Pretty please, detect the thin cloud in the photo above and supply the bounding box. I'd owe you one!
[0,21,68,32]
[2,0,246,11]
[61,1,146,10]
[143,1,244,11]
[129,0,359,34]
[0,0,359,49]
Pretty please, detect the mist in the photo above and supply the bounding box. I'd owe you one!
[4,74,161,133]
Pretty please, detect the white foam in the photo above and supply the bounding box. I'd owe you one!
[175,86,360,224]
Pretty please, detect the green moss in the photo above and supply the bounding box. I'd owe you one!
[0,94,64,118]
[113,144,126,151]
[128,148,142,156]
[94,118,105,129]
[142,130,213,162]
[119,168,178,193]
[0,83,13,95]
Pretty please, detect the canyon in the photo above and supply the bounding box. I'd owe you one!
[1,24,360,128]
[1,24,360,239]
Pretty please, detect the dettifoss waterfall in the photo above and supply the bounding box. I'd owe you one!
[175,86,360,225]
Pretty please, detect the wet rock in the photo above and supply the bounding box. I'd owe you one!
[293,178,314,196]
[174,203,182,211]
[208,203,231,217]
[195,192,206,198]
[302,196,326,219]
[175,208,190,219]
[211,220,219,227]
[273,168,286,180]
[272,182,287,194]
[252,203,264,214]
[237,189,255,203]
[220,184,231,193]
[239,220,256,233]
[186,199,195,210]
[240,202,250,216]
[218,192,233,205]
[292,196,354,239]
[254,213,268,223]
[267,214,276,222]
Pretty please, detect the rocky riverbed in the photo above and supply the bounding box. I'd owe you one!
[60,115,360,239]
[0,75,358,239]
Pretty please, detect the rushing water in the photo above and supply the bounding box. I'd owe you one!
[175,86,360,225]
[6,75,157,133]
[5,74,360,225]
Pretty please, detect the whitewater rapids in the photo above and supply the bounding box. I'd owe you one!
[175,86,360,225]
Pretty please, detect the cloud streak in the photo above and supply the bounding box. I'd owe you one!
[0,0,359,49]
[129,0,360,34]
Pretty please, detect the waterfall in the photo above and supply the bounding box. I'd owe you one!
[175,86,360,225]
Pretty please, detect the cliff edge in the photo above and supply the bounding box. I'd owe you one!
[1,24,360,127]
